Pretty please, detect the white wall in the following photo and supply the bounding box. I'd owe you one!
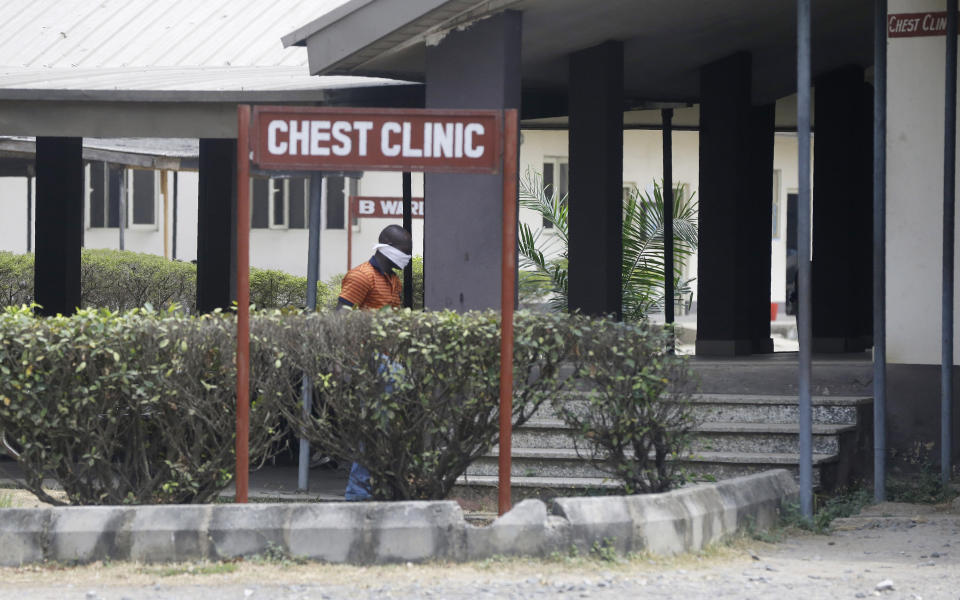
[887,0,960,365]
[518,126,801,306]
[0,131,802,307]
[0,176,31,253]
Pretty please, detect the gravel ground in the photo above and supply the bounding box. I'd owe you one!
[1,501,958,600]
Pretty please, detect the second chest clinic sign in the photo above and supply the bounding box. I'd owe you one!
[252,107,501,174]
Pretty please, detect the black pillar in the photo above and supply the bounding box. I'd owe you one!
[34,137,83,316]
[749,103,776,354]
[568,41,624,319]
[696,52,770,356]
[424,11,521,311]
[196,139,237,313]
[812,66,872,353]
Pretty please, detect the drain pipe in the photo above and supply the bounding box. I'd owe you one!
[796,0,814,520]
[298,172,324,492]
[873,0,888,502]
[942,0,957,486]
[662,108,675,347]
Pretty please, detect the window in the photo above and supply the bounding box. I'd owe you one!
[87,161,123,228]
[326,175,345,229]
[542,157,568,228]
[288,177,308,229]
[129,168,158,228]
[251,178,269,229]
[88,163,158,228]
[251,176,310,230]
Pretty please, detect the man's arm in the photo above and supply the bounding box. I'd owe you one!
[337,269,370,310]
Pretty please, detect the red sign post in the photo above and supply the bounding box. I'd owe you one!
[236,106,518,515]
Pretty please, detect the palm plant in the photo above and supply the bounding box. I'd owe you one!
[517,169,698,321]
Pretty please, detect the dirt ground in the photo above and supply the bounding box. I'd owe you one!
[1,490,959,600]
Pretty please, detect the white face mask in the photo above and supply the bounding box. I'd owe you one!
[373,243,412,270]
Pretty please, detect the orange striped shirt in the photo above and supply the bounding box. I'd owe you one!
[339,258,402,309]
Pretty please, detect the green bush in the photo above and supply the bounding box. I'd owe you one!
[554,320,696,493]
[0,306,288,505]
[0,306,692,504]
[275,309,575,500]
[0,249,337,313]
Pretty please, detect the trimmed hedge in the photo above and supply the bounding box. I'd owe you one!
[0,306,287,505]
[0,249,340,313]
[275,309,575,500]
[0,307,693,504]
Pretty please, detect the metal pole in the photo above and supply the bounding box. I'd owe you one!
[118,167,126,251]
[347,195,353,271]
[402,172,414,309]
[172,171,178,260]
[161,170,169,259]
[873,0,888,502]
[26,173,32,253]
[498,109,519,516]
[235,105,252,504]
[298,172,323,492]
[796,0,814,520]
[662,108,675,339]
[943,0,957,485]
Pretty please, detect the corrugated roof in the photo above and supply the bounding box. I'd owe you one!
[0,0,402,93]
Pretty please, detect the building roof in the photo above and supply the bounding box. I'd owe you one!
[0,136,197,170]
[0,0,416,137]
[284,0,873,105]
[0,0,405,99]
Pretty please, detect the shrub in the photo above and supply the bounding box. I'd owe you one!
[81,249,196,312]
[555,319,696,493]
[275,309,576,500]
[0,306,288,505]
[0,251,32,307]
[0,305,693,504]
[0,249,337,313]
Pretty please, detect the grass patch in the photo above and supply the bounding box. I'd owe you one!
[886,465,958,504]
[0,492,13,508]
[139,562,239,577]
[775,487,873,534]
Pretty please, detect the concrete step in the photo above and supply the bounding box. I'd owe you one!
[690,421,854,455]
[690,356,873,396]
[532,393,870,426]
[513,417,853,454]
[689,394,871,425]
[456,474,622,489]
[466,447,833,487]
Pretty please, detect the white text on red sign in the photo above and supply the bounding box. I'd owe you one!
[888,12,952,37]
[352,196,424,219]
[267,120,487,160]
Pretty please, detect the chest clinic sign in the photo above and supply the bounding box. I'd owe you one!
[252,107,501,173]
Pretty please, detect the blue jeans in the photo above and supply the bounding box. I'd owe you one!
[344,356,400,501]
[345,461,371,501]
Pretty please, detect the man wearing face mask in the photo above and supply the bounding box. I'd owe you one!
[335,224,412,500]
[337,224,413,310]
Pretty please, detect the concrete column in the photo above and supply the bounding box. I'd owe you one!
[568,41,624,319]
[696,52,770,356]
[196,138,237,313]
[423,11,521,311]
[34,137,83,316]
[811,66,872,353]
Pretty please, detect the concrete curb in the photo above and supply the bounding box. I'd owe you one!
[0,470,798,566]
